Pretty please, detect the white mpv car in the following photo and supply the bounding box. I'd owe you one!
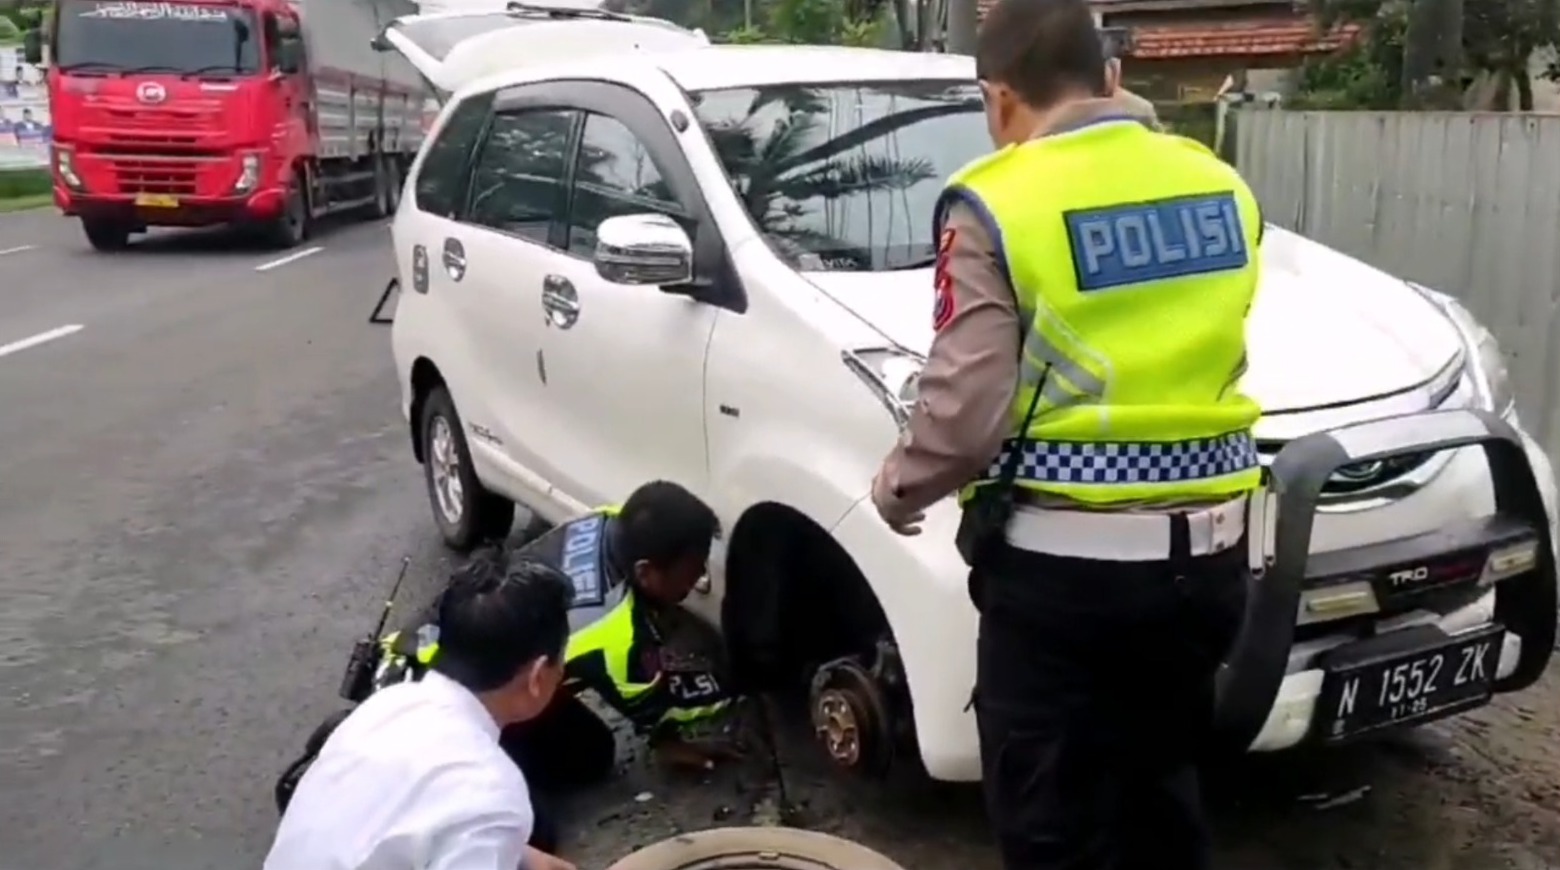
[377,6,1559,782]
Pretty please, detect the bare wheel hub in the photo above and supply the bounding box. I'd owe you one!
[807,657,893,775]
[812,689,864,766]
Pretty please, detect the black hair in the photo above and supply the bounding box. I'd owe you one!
[975,0,1110,108]
[616,480,720,570]
[432,546,574,693]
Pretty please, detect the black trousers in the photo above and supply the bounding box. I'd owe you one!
[970,534,1247,870]
[499,693,618,854]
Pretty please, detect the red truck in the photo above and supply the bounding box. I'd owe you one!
[22,0,429,251]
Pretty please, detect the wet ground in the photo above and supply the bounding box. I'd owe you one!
[1,209,1558,869]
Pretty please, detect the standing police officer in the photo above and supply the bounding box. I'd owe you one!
[871,1,1261,868]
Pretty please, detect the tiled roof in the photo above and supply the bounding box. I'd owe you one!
[972,2,1359,60]
[1124,18,1361,58]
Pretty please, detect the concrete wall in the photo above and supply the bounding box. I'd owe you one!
[1234,109,1560,458]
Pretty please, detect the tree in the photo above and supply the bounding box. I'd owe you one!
[1306,0,1560,110]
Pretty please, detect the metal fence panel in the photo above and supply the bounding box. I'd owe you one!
[1235,110,1560,460]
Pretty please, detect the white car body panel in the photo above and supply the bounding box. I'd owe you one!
[388,41,1560,782]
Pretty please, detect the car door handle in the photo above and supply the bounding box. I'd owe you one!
[441,238,467,281]
[541,274,580,329]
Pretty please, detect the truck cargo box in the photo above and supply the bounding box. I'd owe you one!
[292,0,426,159]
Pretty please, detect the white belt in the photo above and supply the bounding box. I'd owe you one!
[1004,497,1248,562]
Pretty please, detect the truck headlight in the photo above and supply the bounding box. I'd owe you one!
[843,346,924,430]
[1410,283,1515,416]
[232,152,262,195]
[54,146,84,192]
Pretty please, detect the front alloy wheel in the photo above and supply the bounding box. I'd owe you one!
[419,386,514,551]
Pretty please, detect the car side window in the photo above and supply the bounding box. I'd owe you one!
[466,109,578,244]
[566,113,688,258]
[413,93,493,219]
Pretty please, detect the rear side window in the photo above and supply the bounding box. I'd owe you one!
[413,92,493,219]
[466,109,578,245]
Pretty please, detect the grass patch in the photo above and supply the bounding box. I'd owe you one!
[0,192,50,212]
[0,167,52,212]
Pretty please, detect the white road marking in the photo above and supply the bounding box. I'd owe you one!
[0,244,37,257]
[0,324,84,359]
[254,245,324,272]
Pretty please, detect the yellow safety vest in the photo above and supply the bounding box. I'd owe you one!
[377,503,730,729]
[942,118,1263,506]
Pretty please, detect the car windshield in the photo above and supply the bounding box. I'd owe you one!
[54,0,261,76]
[690,80,985,272]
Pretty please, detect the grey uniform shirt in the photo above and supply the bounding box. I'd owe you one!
[871,95,1166,523]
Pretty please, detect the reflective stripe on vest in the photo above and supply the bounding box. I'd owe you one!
[943,120,1263,505]
[565,592,654,703]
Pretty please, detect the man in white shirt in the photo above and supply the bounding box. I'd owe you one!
[264,554,577,870]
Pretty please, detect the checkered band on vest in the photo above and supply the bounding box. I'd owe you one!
[985,431,1260,485]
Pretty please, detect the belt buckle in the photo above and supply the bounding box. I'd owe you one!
[1201,498,1246,554]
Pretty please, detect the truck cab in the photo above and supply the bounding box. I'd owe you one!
[35,0,425,251]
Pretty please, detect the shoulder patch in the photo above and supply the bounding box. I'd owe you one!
[1064,193,1248,293]
[558,513,607,608]
[932,228,957,331]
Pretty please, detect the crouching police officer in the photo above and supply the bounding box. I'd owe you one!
[277,481,738,852]
[871,1,1261,869]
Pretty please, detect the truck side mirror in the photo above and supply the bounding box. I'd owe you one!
[277,41,302,74]
[21,30,43,66]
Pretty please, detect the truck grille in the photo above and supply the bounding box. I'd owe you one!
[101,105,223,132]
[110,156,211,195]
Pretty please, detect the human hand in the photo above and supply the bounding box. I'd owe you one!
[523,845,576,870]
[870,469,925,536]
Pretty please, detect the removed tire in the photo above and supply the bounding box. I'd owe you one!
[419,386,515,552]
[81,217,131,252]
[605,827,907,870]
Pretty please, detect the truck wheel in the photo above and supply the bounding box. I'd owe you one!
[604,827,907,870]
[384,159,403,214]
[368,157,394,219]
[82,218,131,252]
[266,178,311,249]
[420,386,515,552]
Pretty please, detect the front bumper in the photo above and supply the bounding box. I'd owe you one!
[837,412,1558,782]
[55,185,286,228]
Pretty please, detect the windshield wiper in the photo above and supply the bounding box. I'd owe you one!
[888,256,938,271]
[56,61,123,74]
[180,64,244,78]
[117,64,187,74]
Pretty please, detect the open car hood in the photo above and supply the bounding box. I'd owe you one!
[372,3,709,97]
[804,226,1464,414]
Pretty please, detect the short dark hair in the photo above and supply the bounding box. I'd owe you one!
[975,0,1109,108]
[433,547,574,692]
[616,480,720,570]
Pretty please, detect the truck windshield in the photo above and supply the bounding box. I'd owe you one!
[690,80,985,272]
[55,0,261,76]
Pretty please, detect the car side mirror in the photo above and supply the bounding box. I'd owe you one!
[21,30,43,66]
[592,213,694,289]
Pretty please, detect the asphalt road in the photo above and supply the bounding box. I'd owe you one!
[2,208,1559,870]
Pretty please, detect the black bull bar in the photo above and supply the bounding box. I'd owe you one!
[1212,408,1558,749]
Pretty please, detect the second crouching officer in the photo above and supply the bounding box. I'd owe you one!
[871,1,1262,868]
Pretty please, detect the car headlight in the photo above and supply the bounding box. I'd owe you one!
[843,346,924,429]
[1409,283,1515,416]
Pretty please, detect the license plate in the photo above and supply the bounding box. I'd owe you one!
[134,193,179,208]
[1316,625,1502,743]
